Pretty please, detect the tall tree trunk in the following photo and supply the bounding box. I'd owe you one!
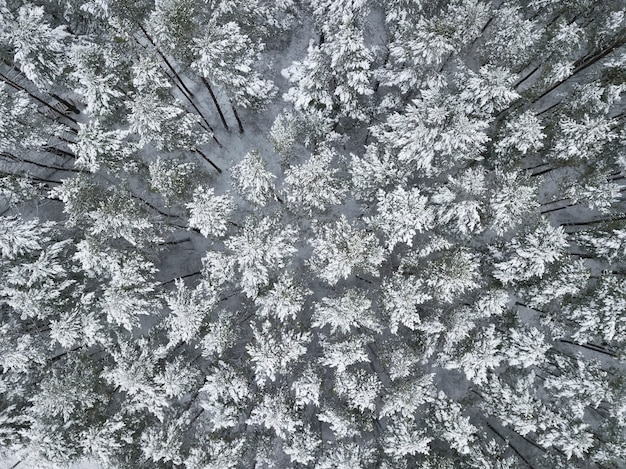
[530,166,559,177]
[0,170,61,185]
[535,100,561,116]
[530,34,626,106]
[231,101,244,134]
[0,152,82,173]
[559,339,617,357]
[49,93,81,115]
[0,71,79,128]
[136,24,219,139]
[541,203,576,214]
[484,421,537,469]
[194,148,222,173]
[201,77,230,131]
[514,64,541,89]
[562,215,626,228]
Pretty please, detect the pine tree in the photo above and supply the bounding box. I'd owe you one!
[192,21,277,110]
[164,279,218,347]
[283,146,346,214]
[200,309,239,358]
[459,65,520,115]
[148,156,198,203]
[544,354,613,420]
[101,339,169,418]
[312,289,380,334]
[413,248,481,303]
[127,88,209,152]
[487,170,538,235]
[309,215,384,285]
[320,21,374,121]
[230,150,277,206]
[431,167,487,236]
[291,366,321,408]
[381,273,431,334]
[247,320,311,386]
[71,119,133,173]
[317,441,375,468]
[185,436,245,469]
[480,5,540,69]
[350,144,407,201]
[247,393,301,439]
[334,368,381,413]
[383,417,432,459]
[0,216,54,260]
[1,1,626,467]
[441,325,503,385]
[503,326,550,369]
[80,417,130,467]
[492,219,569,285]
[254,273,311,322]
[187,187,234,238]
[0,3,70,89]
[565,274,626,344]
[283,425,321,465]
[319,335,371,373]
[85,192,158,246]
[494,111,546,159]
[140,419,184,465]
[147,0,197,58]
[379,374,435,420]
[430,394,478,456]
[521,258,589,308]
[282,41,336,120]
[550,114,615,161]
[368,186,435,250]
[68,41,127,116]
[317,406,363,440]
[224,216,298,298]
[0,84,63,154]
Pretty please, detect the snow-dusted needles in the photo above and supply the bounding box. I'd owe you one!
[1,1,626,467]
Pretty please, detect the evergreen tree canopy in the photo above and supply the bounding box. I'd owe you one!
[1,0,626,468]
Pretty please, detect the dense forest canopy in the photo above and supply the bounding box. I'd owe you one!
[1,0,626,467]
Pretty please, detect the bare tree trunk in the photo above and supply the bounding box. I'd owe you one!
[484,421,537,469]
[42,146,76,159]
[194,148,222,173]
[559,339,617,357]
[535,100,561,116]
[562,215,626,228]
[530,166,558,177]
[49,93,80,115]
[231,101,244,133]
[0,152,82,173]
[540,203,575,214]
[201,77,230,131]
[514,64,541,89]
[0,71,79,128]
[0,170,61,185]
[136,24,221,145]
[530,34,626,106]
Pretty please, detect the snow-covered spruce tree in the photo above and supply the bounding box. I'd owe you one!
[1,0,626,468]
